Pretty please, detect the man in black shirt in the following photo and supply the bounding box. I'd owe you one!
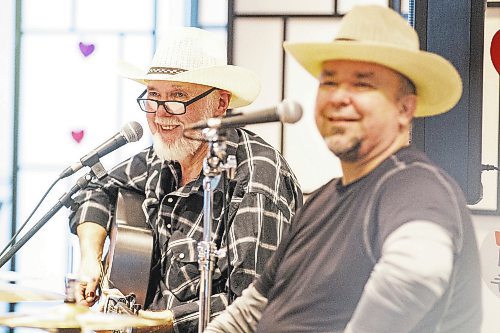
[205,5,482,333]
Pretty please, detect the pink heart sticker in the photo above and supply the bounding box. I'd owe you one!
[71,130,85,143]
[79,42,95,57]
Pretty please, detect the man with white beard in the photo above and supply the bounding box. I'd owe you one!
[69,27,302,333]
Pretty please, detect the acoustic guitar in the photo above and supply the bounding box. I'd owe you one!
[103,189,153,308]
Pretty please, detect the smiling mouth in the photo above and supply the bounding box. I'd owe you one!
[159,124,180,130]
[327,116,359,121]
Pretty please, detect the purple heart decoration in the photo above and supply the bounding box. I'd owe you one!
[71,130,85,143]
[79,42,95,57]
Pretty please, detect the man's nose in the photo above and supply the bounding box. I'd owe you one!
[156,103,174,117]
[327,86,352,107]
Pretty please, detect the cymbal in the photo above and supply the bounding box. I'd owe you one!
[0,271,27,282]
[0,270,45,282]
[81,311,164,330]
[0,282,64,302]
[0,303,88,329]
[0,303,164,330]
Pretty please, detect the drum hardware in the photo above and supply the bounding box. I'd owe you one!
[0,275,163,331]
[103,293,141,316]
[0,302,164,330]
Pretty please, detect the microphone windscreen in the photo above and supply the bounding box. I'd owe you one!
[122,121,143,142]
[278,100,303,124]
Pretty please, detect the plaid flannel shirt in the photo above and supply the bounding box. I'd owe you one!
[69,128,302,333]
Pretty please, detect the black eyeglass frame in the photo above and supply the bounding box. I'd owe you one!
[136,87,218,115]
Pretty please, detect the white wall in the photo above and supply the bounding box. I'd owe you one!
[472,215,500,333]
[471,5,500,331]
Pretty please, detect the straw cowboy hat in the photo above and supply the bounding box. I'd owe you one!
[119,27,260,108]
[283,5,462,117]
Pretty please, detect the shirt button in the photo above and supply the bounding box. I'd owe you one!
[178,253,185,259]
[167,198,173,203]
[167,224,171,229]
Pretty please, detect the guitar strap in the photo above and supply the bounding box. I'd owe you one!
[220,173,237,304]
[144,234,162,309]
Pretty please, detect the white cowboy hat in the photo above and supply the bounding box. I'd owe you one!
[283,5,462,117]
[119,27,260,108]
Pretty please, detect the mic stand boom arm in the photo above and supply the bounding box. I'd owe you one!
[198,128,236,332]
[0,169,100,268]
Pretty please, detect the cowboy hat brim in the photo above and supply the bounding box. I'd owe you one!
[283,40,462,117]
[118,61,261,109]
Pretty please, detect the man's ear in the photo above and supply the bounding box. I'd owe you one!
[398,94,417,127]
[214,90,232,117]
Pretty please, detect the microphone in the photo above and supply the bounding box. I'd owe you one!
[59,121,143,179]
[185,100,303,130]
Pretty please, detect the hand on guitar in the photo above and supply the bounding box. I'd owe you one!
[76,222,107,307]
[76,257,103,306]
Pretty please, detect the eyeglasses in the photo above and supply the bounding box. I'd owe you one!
[136,87,218,115]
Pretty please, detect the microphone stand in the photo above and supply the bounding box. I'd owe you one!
[198,128,236,332]
[0,163,106,268]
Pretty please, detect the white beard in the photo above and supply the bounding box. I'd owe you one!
[152,95,218,162]
[152,132,203,162]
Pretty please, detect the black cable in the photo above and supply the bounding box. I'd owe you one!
[222,174,236,305]
[221,174,230,303]
[0,176,60,258]
[482,164,499,171]
[221,174,232,304]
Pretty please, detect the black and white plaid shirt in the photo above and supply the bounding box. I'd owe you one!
[69,128,302,333]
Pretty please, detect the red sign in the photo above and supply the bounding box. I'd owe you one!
[491,30,500,75]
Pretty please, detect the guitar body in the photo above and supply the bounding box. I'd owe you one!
[105,189,153,307]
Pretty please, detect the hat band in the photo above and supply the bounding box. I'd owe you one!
[148,67,187,75]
